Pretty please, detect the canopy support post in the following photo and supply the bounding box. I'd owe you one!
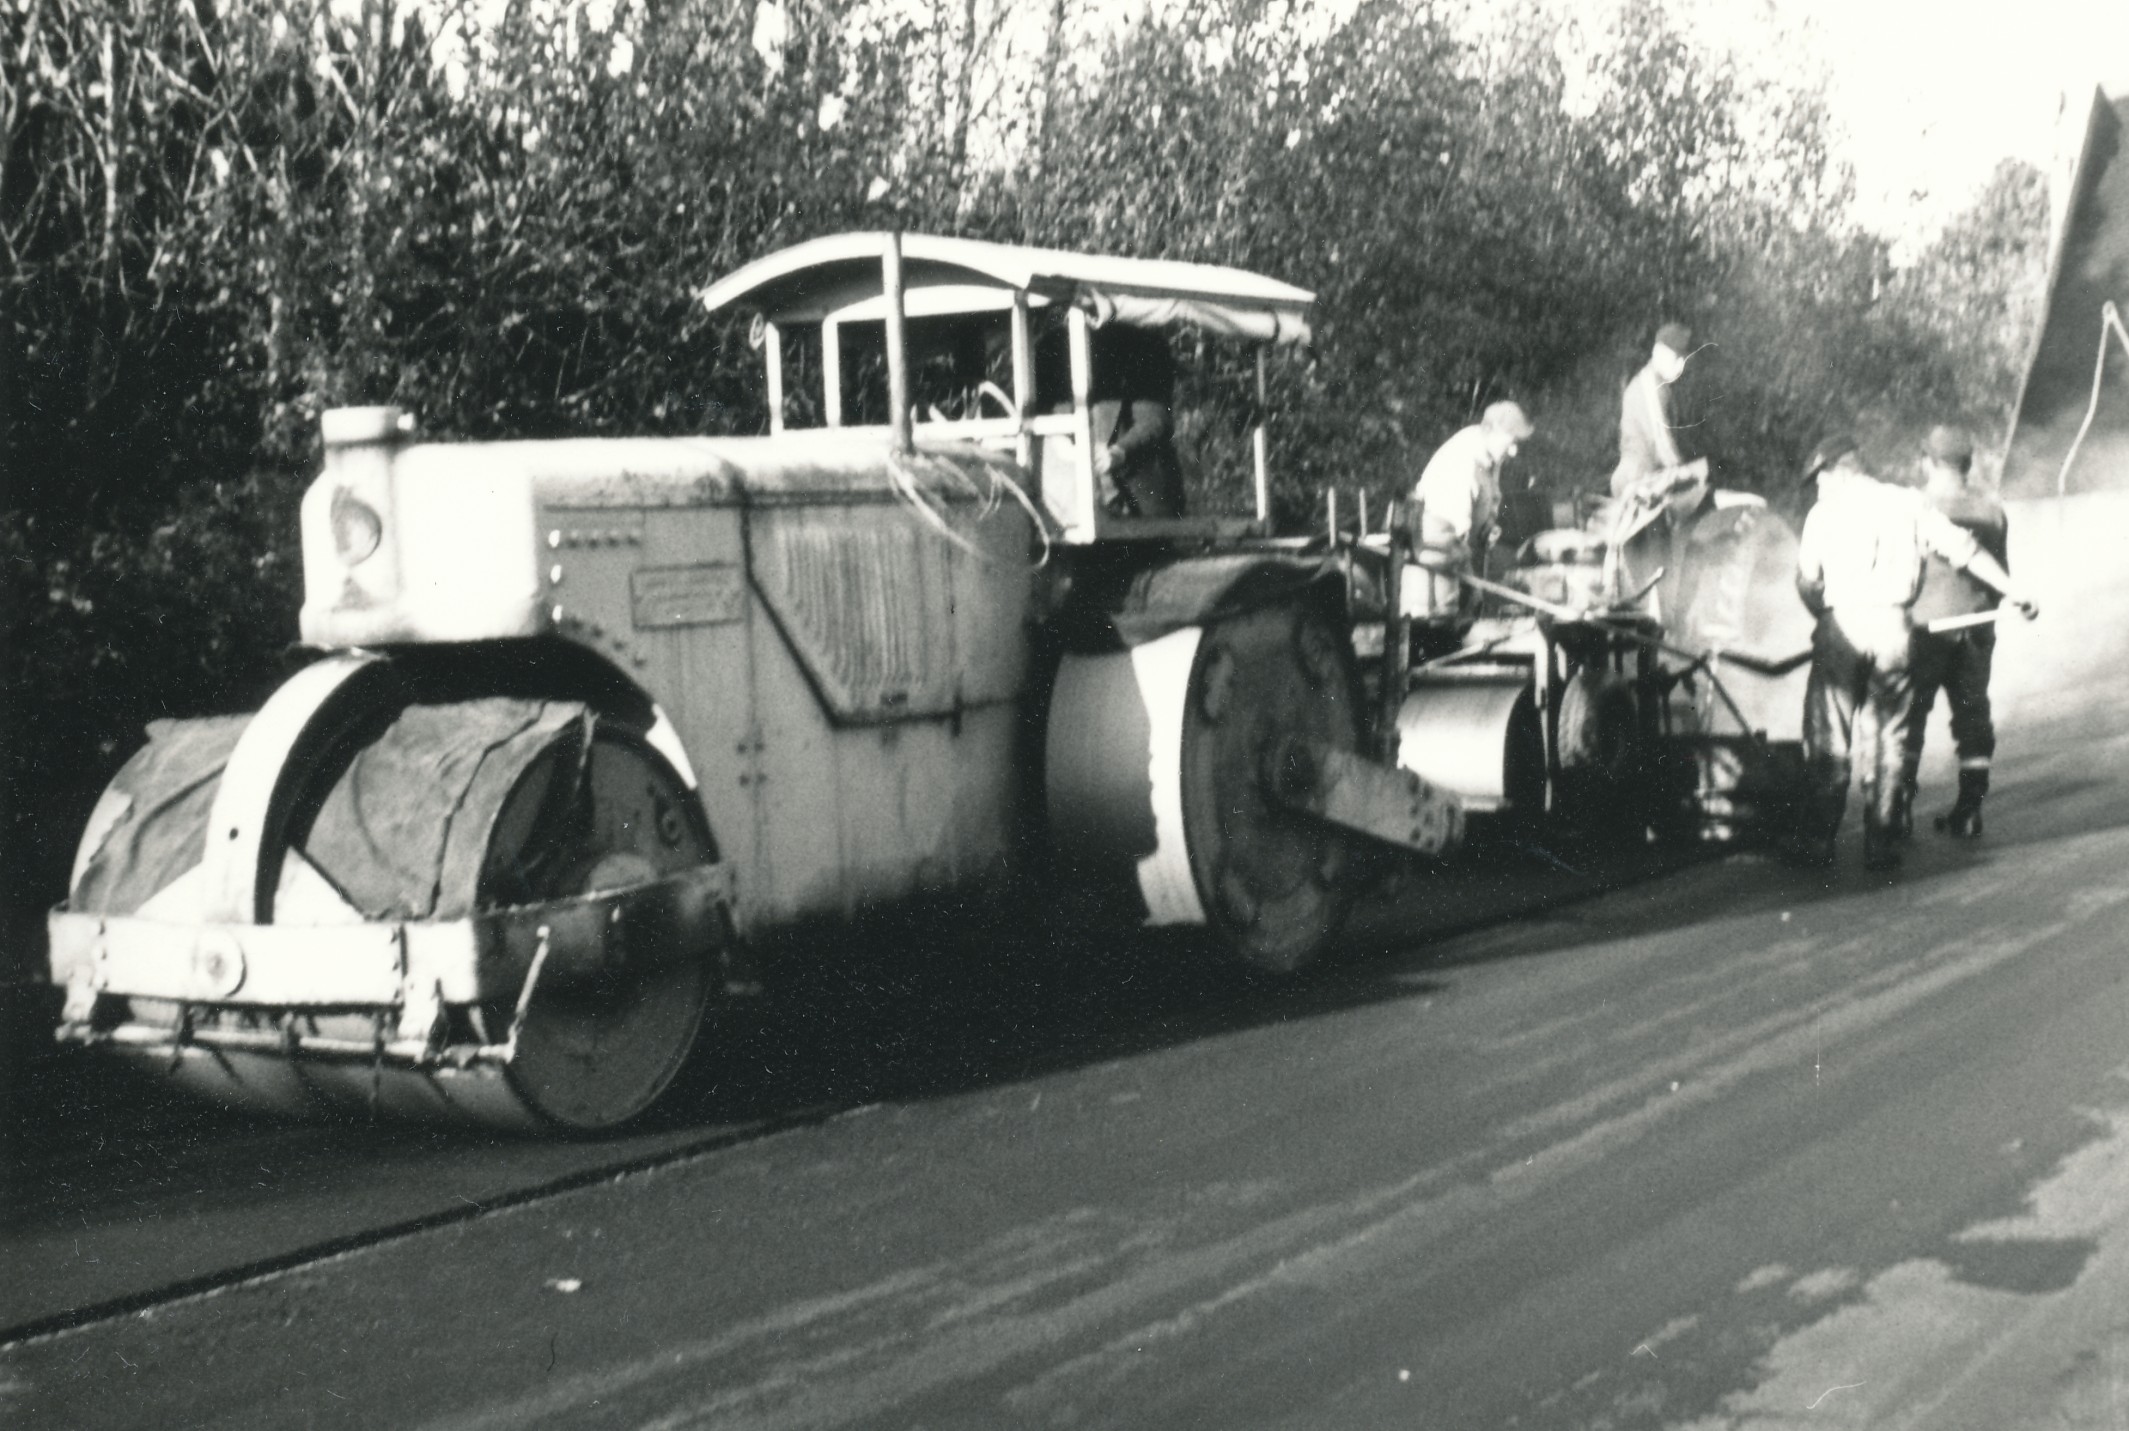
[1010,291,1034,470]
[1253,345,1271,526]
[822,320,843,428]
[1068,305,1098,540]
[883,232,913,456]
[764,321,785,435]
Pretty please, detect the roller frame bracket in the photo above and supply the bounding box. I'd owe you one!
[47,864,733,1064]
[200,654,384,925]
[1267,736,1464,859]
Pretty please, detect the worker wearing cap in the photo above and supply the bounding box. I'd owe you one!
[1607,323,1713,617]
[1612,322,1703,506]
[1792,435,2035,869]
[1407,400,1535,616]
[1897,424,2011,838]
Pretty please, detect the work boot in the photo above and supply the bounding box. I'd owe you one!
[1889,774,1917,843]
[1936,768,1989,839]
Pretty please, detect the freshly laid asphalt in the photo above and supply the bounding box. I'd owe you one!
[5,493,2128,1430]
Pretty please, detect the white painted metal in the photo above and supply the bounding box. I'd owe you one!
[198,655,380,925]
[1067,306,1098,541]
[1044,628,1208,927]
[822,320,843,427]
[764,320,785,434]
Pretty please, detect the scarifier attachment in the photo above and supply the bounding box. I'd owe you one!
[49,660,725,1132]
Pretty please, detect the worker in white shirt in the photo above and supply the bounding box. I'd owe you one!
[1791,435,2036,870]
[1406,400,1535,617]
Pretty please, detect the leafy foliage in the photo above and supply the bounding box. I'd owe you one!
[0,0,2054,939]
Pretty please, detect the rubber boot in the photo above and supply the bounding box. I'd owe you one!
[1936,768,1988,839]
[1862,794,1901,872]
[1889,771,1917,843]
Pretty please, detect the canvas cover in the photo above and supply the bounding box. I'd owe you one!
[70,699,592,922]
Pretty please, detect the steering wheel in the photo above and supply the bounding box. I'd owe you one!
[973,381,1017,420]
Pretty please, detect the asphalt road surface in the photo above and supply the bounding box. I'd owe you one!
[5,496,2128,1430]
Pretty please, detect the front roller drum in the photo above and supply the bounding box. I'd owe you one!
[1047,603,1363,974]
[57,674,722,1133]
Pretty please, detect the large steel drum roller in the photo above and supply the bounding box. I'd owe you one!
[54,656,722,1132]
[1047,602,1362,973]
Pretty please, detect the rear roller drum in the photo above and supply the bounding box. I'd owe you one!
[1047,601,1362,974]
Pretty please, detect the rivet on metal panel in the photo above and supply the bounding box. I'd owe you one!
[551,604,566,623]
[548,530,561,549]
[550,564,565,585]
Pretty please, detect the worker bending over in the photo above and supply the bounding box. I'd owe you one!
[1407,400,1535,618]
[1792,435,2036,871]
[1899,424,2011,838]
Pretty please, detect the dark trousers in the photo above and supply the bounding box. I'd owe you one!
[1803,608,1913,835]
[1901,625,1996,784]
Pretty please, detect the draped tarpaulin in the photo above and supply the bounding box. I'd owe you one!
[69,699,592,922]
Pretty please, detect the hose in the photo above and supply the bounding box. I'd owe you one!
[884,442,1055,570]
[2055,300,2129,498]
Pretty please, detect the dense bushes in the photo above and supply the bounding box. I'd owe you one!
[0,0,2049,951]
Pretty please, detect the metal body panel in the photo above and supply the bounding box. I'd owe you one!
[1396,676,1542,813]
[528,465,1034,937]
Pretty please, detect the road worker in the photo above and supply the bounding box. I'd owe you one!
[1407,400,1535,617]
[1606,323,1713,615]
[1612,322,1707,508]
[1792,435,2036,870]
[1088,324,1186,519]
[1898,424,2011,838]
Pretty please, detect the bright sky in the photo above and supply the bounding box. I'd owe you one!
[1667,0,2129,249]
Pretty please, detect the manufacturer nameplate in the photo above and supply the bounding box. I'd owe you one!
[631,565,745,628]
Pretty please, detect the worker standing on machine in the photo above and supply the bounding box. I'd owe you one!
[1791,435,2035,871]
[1407,399,1535,619]
[1612,322,1705,504]
[1607,322,1712,615]
[1897,424,2011,839]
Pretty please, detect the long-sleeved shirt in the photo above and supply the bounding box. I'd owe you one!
[1795,472,1984,615]
[1412,424,1502,556]
[1611,362,1687,498]
[1909,488,2009,623]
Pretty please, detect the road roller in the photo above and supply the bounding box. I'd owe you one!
[45,233,1808,1132]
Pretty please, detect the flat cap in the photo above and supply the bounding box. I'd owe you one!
[1923,423,1974,466]
[1483,399,1535,439]
[1655,322,1692,354]
[1803,433,1857,481]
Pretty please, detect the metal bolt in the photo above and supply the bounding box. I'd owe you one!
[550,564,565,585]
[548,530,561,549]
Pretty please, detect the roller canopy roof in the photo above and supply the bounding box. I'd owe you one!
[698,231,1314,347]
